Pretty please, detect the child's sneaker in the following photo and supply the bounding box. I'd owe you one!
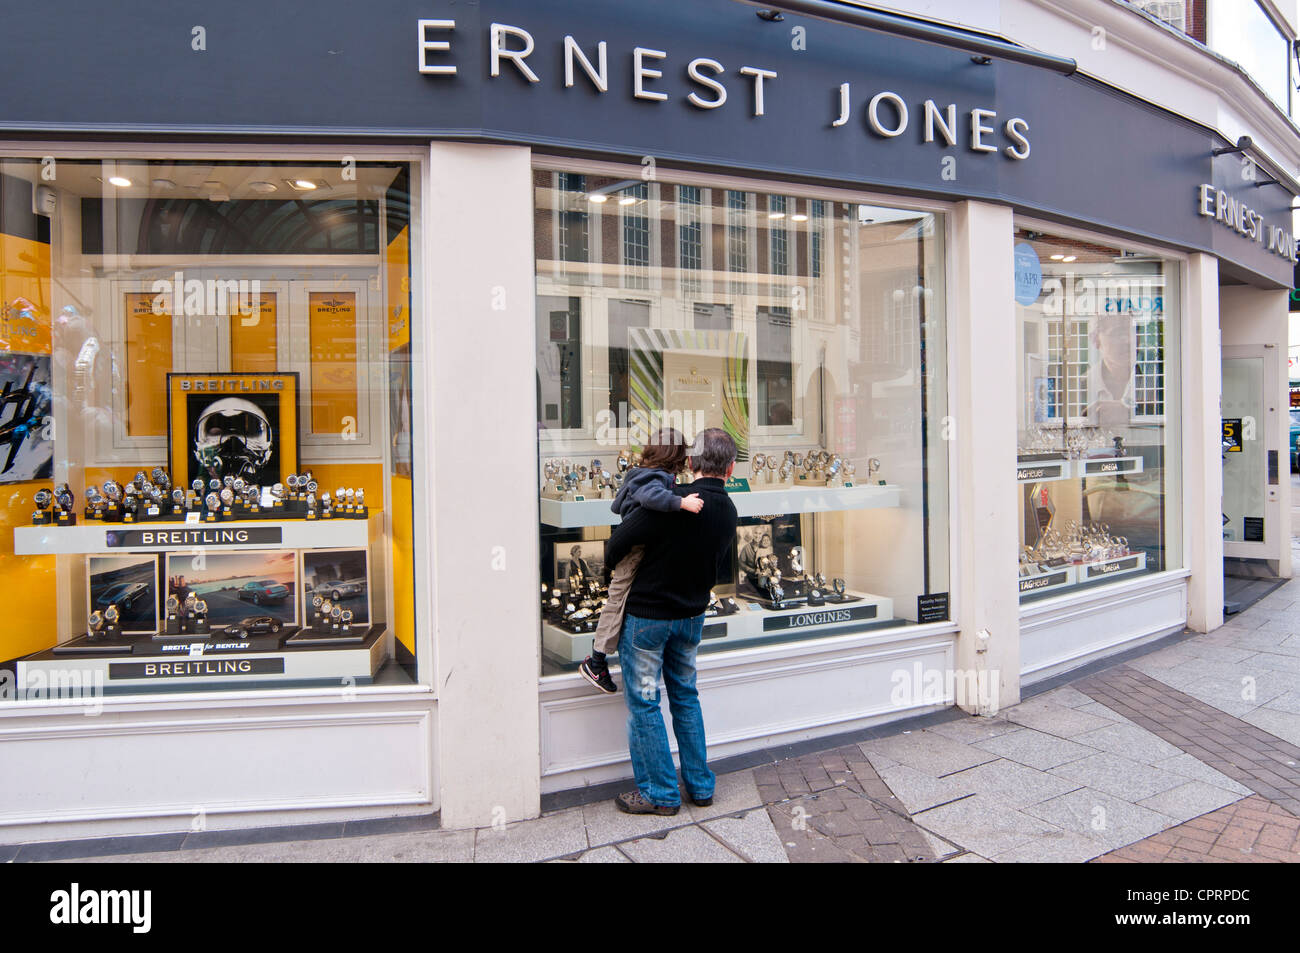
[579,656,618,694]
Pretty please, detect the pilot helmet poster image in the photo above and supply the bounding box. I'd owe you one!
[166,372,299,488]
[0,352,53,483]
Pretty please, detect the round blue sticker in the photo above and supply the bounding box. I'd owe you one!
[1013,242,1043,306]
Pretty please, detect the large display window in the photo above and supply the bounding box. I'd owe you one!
[0,154,423,695]
[534,161,951,673]
[1013,225,1183,601]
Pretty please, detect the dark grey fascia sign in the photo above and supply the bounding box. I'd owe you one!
[0,0,1291,286]
[1197,183,1298,263]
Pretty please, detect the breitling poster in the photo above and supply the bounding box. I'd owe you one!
[166,372,299,489]
[0,352,53,483]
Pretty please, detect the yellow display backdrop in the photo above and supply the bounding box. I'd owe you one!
[230,293,277,375]
[167,372,299,489]
[308,291,357,435]
[125,292,173,437]
[0,234,51,355]
[386,227,411,352]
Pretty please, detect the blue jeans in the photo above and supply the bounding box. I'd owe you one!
[618,612,715,807]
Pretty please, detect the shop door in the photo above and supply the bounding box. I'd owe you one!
[1222,347,1280,559]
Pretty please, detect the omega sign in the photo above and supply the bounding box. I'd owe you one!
[416,21,1032,160]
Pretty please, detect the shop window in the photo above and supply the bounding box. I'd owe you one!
[535,162,951,672]
[0,156,423,697]
[1014,226,1183,602]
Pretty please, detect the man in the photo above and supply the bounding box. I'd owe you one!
[602,427,739,816]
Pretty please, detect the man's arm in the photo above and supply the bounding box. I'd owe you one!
[605,506,663,571]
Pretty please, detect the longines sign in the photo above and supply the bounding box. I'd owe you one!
[416,20,1034,162]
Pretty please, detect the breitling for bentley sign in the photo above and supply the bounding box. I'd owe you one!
[416,20,1033,161]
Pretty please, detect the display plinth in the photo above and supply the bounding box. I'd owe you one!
[541,591,894,663]
[539,483,903,529]
[14,518,371,555]
[20,626,387,692]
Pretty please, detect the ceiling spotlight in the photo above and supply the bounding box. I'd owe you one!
[618,195,637,206]
[1049,254,1064,260]
[293,179,318,190]
[768,211,786,220]
[1061,255,1077,262]
[151,178,175,190]
[248,181,278,193]
[790,213,809,222]
[107,176,131,187]
[208,192,230,203]
[588,193,608,203]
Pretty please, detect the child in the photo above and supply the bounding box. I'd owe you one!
[579,428,703,694]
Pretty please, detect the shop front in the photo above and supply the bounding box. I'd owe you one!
[0,0,1293,834]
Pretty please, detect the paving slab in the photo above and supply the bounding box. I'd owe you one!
[1153,753,1253,796]
[1022,788,1174,850]
[945,757,1085,809]
[992,828,1109,863]
[910,793,1060,858]
[1002,701,1119,738]
[1241,708,1300,746]
[1136,781,1245,822]
[581,796,694,848]
[1036,685,1095,709]
[703,808,790,863]
[861,730,999,776]
[943,852,991,862]
[474,806,588,863]
[685,769,765,821]
[972,727,1098,770]
[619,825,744,863]
[923,715,1020,745]
[873,761,975,813]
[1048,752,1188,802]
[1071,722,1185,765]
[1262,692,1300,715]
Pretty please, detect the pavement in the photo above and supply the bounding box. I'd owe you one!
[10,482,1300,864]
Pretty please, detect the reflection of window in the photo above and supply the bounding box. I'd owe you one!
[557,173,589,267]
[693,302,732,331]
[537,295,582,429]
[727,190,748,295]
[769,195,788,298]
[607,299,649,427]
[1045,318,1089,420]
[1133,318,1165,418]
[678,185,703,294]
[810,200,826,322]
[757,305,793,426]
[622,182,649,289]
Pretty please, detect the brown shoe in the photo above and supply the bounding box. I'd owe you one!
[615,791,679,816]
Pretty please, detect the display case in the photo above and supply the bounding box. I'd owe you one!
[1013,227,1182,602]
[0,156,422,694]
[533,162,951,671]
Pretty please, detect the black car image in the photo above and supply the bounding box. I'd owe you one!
[222,615,284,639]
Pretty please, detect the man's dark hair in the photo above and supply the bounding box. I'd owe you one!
[689,428,737,477]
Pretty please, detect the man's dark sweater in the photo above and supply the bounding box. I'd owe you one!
[604,476,739,620]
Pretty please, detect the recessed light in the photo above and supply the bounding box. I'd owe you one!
[248,181,278,193]
[588,193,608,203]
[1061,255,1077,262]
[107,176,131,187]
[293,179,318,190]
[151,178,175,190]
[790,213,809,222]
[208,192,230,203]
[1050,254,1064,260]
[768,211,785,220]
[618,196,636,206]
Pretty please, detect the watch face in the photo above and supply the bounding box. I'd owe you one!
[205,492,219,509]
[208,478,221,492]
[133,471,147,488]
[286,474,299,489]
[104,604,120,623]
[33,489,51,508]
[103,480,122,501]
[222,475,235,489]
[341,610,353,623]
[195,600,207,614]
[271,483,284,498]
[312,595,324,608]
[330,607,342,620]
[172,488,185,503]
[165,595,179,611]
[305,481,318,494]
[356,489,364,504]
[232,478,245,493]
[88,610,104,630]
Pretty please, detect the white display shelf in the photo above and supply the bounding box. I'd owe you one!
[539,483,903,529]
[542,590,894,663]
[14,518,370,555]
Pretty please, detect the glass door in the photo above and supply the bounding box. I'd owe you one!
[1221,351,1271,556]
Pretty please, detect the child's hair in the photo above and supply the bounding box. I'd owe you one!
[638,428,688,474]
